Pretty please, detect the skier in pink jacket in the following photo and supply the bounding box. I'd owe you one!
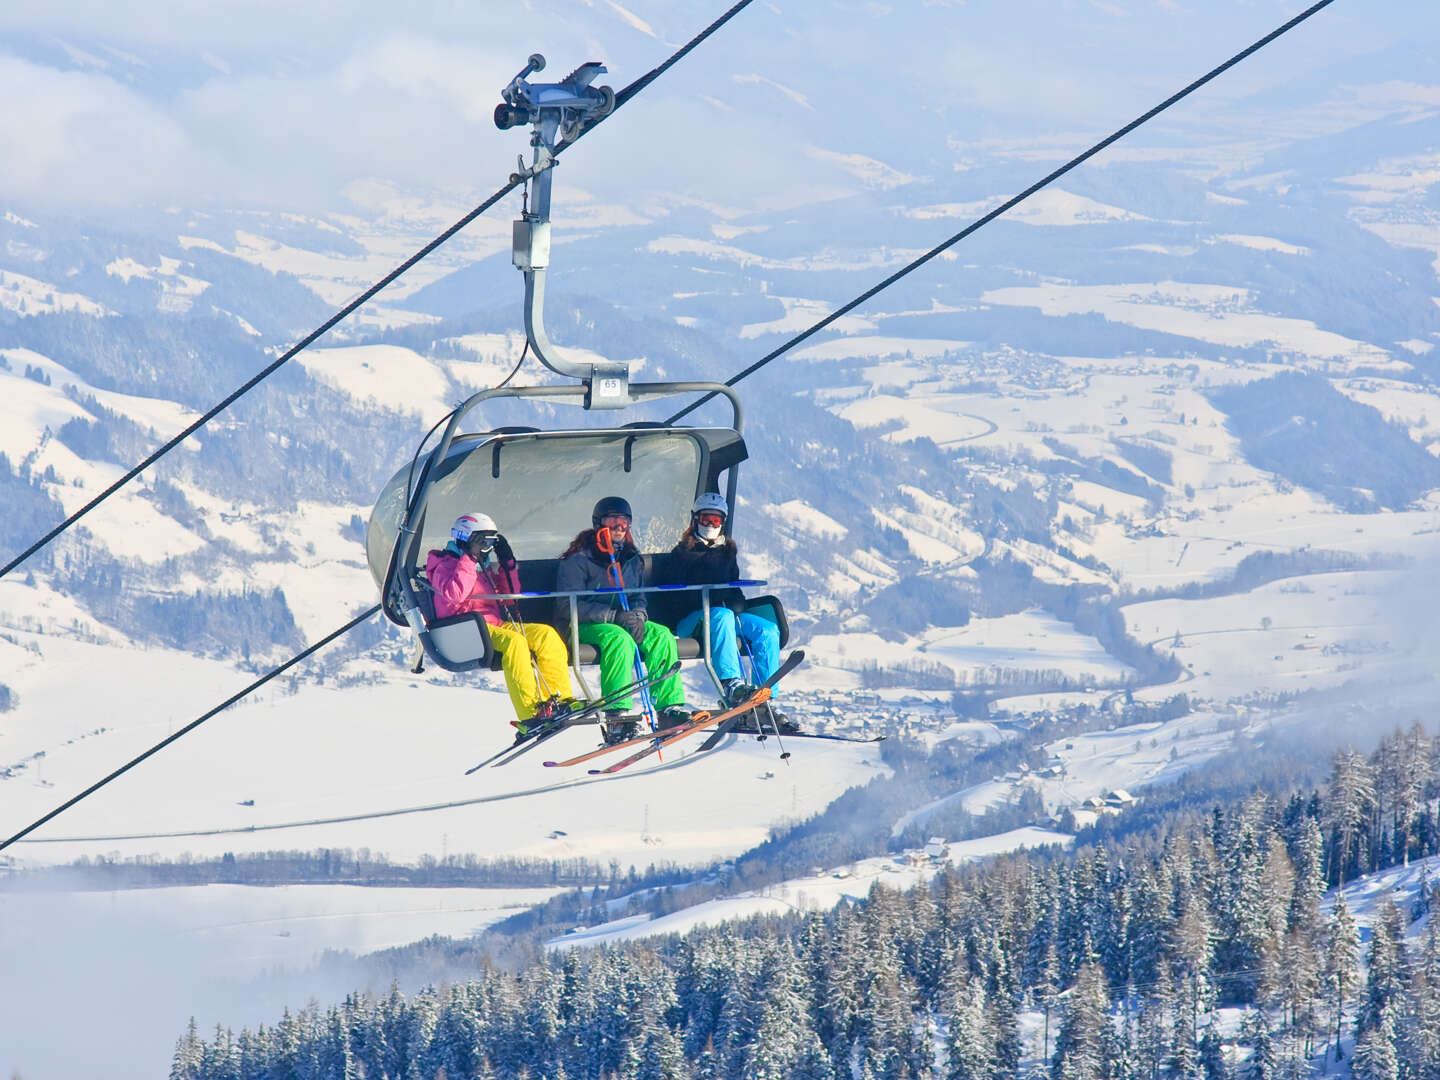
[426,512,573,733]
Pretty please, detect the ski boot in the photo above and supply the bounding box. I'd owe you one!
[512,697,579,744]
[721,679,757,708]
[658,704,697,729]
[766,705,800,735]
[601,711,642,746]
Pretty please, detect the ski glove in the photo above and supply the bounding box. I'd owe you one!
[614,608,648,643]
[493,534,516,567]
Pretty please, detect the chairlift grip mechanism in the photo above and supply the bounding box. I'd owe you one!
[497,53,627,408]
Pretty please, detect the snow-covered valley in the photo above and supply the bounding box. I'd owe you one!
[6,1,1440,1076]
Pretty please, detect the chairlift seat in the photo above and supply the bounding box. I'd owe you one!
[411,553,787,673]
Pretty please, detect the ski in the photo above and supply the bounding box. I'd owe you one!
[695,705,776,752]
[464,661,681,772]
[586,650,805,775]
[700,727,886,750]
[540,713,702,767]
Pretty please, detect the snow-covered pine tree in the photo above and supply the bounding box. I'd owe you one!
[170,1017,204,1080]
[1395,918,1440,1080]
[1172,891,1216,1066]
[1198,1024,1227,1080]
[1321,894,1359,1064]
[1237,1011,1274,1080]
[1286,817,1325,934]
[1323,750,1376,886]
[1351,1006,1399,1080]
[1135,963,1176,1080]
[943,975,993,1080]
[1051,960,1109,1080]
[733,941,830,1080]
[1359,896,1407,1036]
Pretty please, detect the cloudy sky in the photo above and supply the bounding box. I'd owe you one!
[0,0,1434,217]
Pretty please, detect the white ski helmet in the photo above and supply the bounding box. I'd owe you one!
[451,512,497,544]
[691,492,728,519]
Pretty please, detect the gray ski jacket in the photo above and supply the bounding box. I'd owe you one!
[555,537,647,625]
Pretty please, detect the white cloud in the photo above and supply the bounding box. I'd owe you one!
[0,57,203,207]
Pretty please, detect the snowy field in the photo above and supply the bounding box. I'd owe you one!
[0,630,884,871]
[804,609,1137,691]
[1124,569,1439,702]
[550,826,1074,949]
[1332,853,1440,937]
[0,881,559,1080]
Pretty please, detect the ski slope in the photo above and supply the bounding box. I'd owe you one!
[0,630,885,871]
[549,826,1074,949]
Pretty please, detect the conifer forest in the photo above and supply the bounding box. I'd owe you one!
[170,724,1440,1080]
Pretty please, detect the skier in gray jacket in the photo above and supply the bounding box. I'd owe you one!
[556,496,689,742]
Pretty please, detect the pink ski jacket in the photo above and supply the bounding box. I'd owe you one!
[425,547,522,626]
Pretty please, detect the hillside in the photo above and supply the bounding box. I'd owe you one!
[5,2,1440,1077]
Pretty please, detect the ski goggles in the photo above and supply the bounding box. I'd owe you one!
[695,512,725,528]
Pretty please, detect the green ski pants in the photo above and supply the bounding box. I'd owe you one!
[577,619,685,711]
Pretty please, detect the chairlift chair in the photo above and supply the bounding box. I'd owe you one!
[365,53,788,702]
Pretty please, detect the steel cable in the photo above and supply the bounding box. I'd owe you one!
[665,0,1339,425]
[0,0,758,581]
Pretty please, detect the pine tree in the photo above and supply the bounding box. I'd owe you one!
[1030,936,1062,1065]
[170,1017,204,1080]
[1278,927,1321,1056]
[201,1023,240,1080]
[1286,817,1325,934]
[987,990,1022,1079]
[1359,896,1407,1036]
[1172,892,1215,1067]
[637,1021,691,1080]
[1198,1025,1228,1080]
[1351,1006,1399,1080]
[1396,917,1440,1080]
[1323,750,1375,886]
[859,964,923,1080]
[1135,965,1175,1080]
[1237,1011,1274,1080]
[813,906,867,1070]
[735,942,832,1080]
[1051,960,1109,1080]
[944,976,992,1080]
[1321,894,1359,1064]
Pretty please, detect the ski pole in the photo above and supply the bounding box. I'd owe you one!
[595,526,660,735]
[743,632,789,762]
[483,559,556,704]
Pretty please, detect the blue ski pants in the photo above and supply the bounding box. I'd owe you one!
[676,607,781,694]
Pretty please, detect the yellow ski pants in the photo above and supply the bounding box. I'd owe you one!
[488,621,573,721]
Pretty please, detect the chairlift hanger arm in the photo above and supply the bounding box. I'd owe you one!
[498,53,639,407]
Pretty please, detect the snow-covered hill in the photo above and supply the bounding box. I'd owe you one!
[6,4,1440,1075]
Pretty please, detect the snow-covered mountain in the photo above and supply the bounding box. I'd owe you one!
[6,4,1440,1075]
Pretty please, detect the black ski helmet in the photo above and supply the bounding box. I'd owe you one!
[591,495,633,530]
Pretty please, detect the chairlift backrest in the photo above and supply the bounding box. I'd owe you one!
[368,423,747,625]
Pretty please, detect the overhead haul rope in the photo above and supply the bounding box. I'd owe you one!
[665,0,1339,425]
[0,0,758,582]
[1,0,1336,850]
[2,315,560,848]
[0,605,381,854]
